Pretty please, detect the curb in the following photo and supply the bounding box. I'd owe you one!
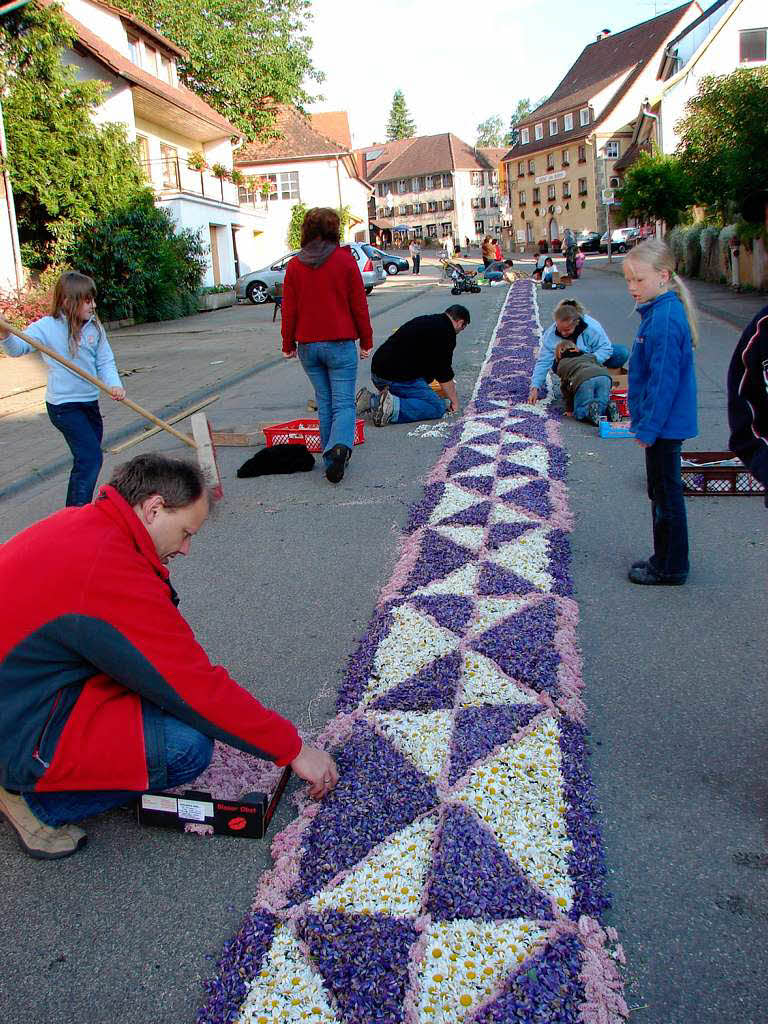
[0,282,440,504]
[588,263,755,331]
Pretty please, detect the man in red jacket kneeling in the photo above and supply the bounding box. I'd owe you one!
[0,454,338,860]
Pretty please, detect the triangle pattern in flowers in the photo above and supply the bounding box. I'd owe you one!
[428,481,484,526]
[497,442,549,476]
[438,499,492,529]
[501,478,553,520]
[426,804,553,921]
[452,473,495,497]
[458,650,538,709]
[368,650,462,713]
[409,594,475,634]
[486,527,554,593]
[363,604,457,705]
[460,418,500,443]
[447,446,495,477]
[472,934,587,1024]
[477,560,537,597]
[308,814,437,916]
[300,911,419,1024]
[472,598,560,698]
[237,924,341,1024]
[432,525,486,553]
[293,723,438,902]
[413,918,548,1023]
[454,717,574,910]
[401,530,475,595]
[449,705,543,784]
[411,562,480,598]
[367,711,453,783]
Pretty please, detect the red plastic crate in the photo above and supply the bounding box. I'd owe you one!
[262,418,365,453]
[610,386,628,418]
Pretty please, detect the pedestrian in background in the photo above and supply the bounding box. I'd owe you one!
[409,238,421,275]
[0,271,125,507]
[481,236,495,267]
[623,239,698,585]
[281,207,372,484]
[493,238,502,261]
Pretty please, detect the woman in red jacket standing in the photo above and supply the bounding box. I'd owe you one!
[282,208,373,483]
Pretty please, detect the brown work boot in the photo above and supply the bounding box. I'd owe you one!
[0,785,87,859]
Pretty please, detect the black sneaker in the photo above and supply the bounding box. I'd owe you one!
[325,444,351,484]
[586,400,601,426]
[628,565,687,586]
[606,400,620,422]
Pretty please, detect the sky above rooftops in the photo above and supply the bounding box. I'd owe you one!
[307,0,687,148]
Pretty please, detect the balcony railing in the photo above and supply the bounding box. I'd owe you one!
[140,158,239,206]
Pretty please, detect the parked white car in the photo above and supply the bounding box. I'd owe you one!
[599,227,639,253]
[236,242,386,304]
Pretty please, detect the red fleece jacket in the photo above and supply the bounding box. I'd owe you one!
[0,487,301,793]
[281,246,373,354]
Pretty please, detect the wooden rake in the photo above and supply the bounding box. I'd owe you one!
[0,318,222,498]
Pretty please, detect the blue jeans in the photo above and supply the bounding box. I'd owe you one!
[371,372,448,424]
[46,400,104,506]
[412,254,421,274]
[298,341,358,464]
[25,712,213,826]
[645,438,689,579]
[486,271,503,282]
[604,344,629,369]
[573,375,612,420]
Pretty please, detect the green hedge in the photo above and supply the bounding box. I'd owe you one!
[69,193,208,323]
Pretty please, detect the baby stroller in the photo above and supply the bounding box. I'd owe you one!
[440,257,482,295]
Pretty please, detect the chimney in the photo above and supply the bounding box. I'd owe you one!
[596,28,611,41]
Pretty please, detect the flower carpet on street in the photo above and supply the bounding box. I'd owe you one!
[198,281,627,1024]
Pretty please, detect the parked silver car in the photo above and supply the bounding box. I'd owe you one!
[236,242,386,304]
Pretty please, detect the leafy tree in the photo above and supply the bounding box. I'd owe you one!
[619,151,690,228]
[506,98,535,145]
[0,4,147,268]
[70,192,208,322]
[476,115,504,147]
[287,201,308,249]
[120,0,321,139]
[386,90,416,141]
[676,67,768,223]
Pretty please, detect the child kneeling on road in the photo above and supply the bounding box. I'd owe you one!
[554,341,619,426]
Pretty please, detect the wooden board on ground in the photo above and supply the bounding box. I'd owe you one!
[109,395,220,453]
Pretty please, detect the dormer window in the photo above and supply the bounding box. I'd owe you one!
[564,113,574,131]
[534,123,544,140]
[127,34,141,65]
[159,53,174,85]
[549,119,558,136]
[520,127,530,144]
[144,44,158,75]
[580,108,590,126]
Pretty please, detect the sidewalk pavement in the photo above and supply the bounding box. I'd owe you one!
[0,267,441,502]
[589,255,767,329]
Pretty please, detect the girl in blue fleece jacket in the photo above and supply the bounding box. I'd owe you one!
[624,239,698,586]
[1,271,125,507]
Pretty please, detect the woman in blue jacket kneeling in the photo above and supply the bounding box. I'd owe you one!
[624,239,698,586]
[527,298,628,404]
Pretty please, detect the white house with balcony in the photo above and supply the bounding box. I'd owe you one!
[16,0,265,287]
[619,0,767,167]
[233,106,372,263]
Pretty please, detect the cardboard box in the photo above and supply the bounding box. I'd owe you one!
[137,765,291,839]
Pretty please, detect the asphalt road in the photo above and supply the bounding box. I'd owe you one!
[1,267,766,1023]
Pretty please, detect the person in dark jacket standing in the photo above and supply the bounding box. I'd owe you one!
[0,454,338,859]
[727,304,768,502]
[623,239,698,586]
[282,208,373,483]
[355,305,470,425]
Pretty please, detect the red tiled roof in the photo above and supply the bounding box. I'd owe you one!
[363,133,494,181]
[357,138,416,181]
[310,111,352,150]
[502,3,696,160]
[234,105,349,163]
[44,2,238,136]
